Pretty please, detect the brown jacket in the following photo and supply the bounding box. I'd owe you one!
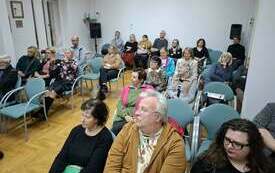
[104,122,186,173]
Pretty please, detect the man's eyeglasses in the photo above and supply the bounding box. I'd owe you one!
[224,136,249,150]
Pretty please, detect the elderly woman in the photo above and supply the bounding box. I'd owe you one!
[35,47,58,86]
[42,49,78,114]
[193,38,210,74]
[99,45,122,93]
[122,34,138,67]
[111,68,153,135]
[135,34,152,69]
[168,48,197,103]
[49,96,113,173]
[169,39,182,63]
[191,119,274,173]
[205,52,233,84]
[145,56,167,92]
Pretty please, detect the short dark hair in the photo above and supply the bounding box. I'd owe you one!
[142,34,148,39]
[150,56,162,67]
[133,67,147,82]
[81,98,109,126]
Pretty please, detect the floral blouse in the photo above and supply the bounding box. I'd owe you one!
[56,59,78,81]
[137,128,163,173]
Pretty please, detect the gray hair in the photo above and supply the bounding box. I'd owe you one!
[139,90,168,123]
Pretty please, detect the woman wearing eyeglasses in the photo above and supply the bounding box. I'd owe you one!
[191,119,274,173]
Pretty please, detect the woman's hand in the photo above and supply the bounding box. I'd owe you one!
[125,115,133,122]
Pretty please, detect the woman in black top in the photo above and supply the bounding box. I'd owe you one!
[193,38,209,74]
[49,94,113,173]
[122,34,138,67]
[168,39,182,64]
[191,119,274,173]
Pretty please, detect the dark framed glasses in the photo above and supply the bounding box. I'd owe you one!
[224,136,249,150]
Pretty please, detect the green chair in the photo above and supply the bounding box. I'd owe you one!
[167,98,194,161]
[193,103,240,157]
[108,61,126,91]
[0,78,48,141]
[204,82,237,109]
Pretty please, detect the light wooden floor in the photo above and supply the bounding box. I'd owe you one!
[0,70,132,173]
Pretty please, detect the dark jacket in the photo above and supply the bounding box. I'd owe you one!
[209,64,233,82]
[0,65,18,99]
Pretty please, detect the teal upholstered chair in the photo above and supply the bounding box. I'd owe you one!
[167,98,194,161]
[108,61,126,91]
[193,103,240,157]
[0,78,48,141]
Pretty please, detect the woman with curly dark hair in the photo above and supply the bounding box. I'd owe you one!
[191,118,274,173]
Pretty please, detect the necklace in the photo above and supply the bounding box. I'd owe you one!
[85,126,103,136]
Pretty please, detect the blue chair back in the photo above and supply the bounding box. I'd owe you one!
[198,103,239,140]
[167,98,194,127]
[208,49,222,64]
[25,78,46,104]
[89,56,103,74]
[204,82,234,101]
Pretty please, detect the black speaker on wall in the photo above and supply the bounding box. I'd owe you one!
[230,24,242,39]
[90,23,102,38]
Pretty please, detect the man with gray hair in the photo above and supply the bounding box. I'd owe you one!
[104,90,186,173]
[152,30,168,51]
[0,55,18,101]
[71,35,86,74]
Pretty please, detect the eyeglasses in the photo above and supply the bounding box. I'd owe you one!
[224,136,249,150]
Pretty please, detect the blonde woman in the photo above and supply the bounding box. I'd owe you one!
[206,52,233,84]
[168,48,197,102]
[99,45,122,93]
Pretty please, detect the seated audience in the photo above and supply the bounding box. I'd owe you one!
[16,46,40,84]
[193,38,209,74]
[111,68,153,135]
[205,52,233,84]
[253,103,275,158]
[168,39,182,63]
[49,95,113,173]
[145,56,167,92]
[159,47,175,79]
[71,35,86,75]
[111,30,124,53]
[191,118,274,173]
[34,47,58,86]
[152,30,168,52]
[44,49,78,114]
[0,55,18,101]
[169,48,197,101]
[99,46,122,93]
[104,90,186,173]
[227,36,245,70]
[122,34,138,67]
[135,34,152,69]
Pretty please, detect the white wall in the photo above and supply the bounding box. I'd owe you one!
[0,0,16,65]
[92,0,257,53]
[58,0,93,50]
[6,0,37,59]
[241,0,275,120]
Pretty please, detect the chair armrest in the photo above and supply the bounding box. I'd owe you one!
[25,90,48,113]
[71,76,83,97]
[2,87,25,107]
[190,116,200,163]
[116,67,126,80]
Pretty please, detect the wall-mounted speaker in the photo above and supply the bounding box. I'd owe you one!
[90,23,102,39]
[230,24,242,39]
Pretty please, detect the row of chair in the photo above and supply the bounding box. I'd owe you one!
[167,98,240,164]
